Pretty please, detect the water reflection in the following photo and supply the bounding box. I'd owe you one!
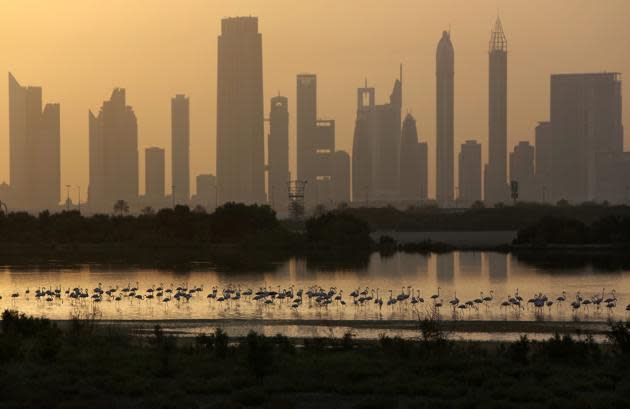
[459,252,482,276]
[0,251,629,323]
[436,253,454,283]
[487,252,508,282]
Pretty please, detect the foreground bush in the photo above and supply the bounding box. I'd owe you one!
[0,310,629,408]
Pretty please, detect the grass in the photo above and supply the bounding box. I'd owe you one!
[0,310,629,408]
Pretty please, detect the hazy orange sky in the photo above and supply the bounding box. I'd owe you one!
[1,0,628,201]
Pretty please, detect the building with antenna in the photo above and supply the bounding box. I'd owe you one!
[484,17,508,204]
[351,67,402,203]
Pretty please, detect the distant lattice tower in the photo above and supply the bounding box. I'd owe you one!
[287,180,307,219]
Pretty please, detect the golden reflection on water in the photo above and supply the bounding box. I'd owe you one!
[0,252,628,322]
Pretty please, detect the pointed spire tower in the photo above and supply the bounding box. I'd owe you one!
[489,16,507,53]
[485,16,508,205]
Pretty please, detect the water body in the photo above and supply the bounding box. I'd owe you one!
[0,251,628,339]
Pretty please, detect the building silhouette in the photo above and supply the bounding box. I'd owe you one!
[436,31,455,205]
[296,74,336,208]
[458,140,482,205]
[550,73,623,203]
[484,17,508,205]
[192,174,217,210]
[267,95,289,213]
[88,88,138,212]
[296,73,316,188]
[534,121,552,202]
[399,113,426,202]
[145,147,165,201]
[313,120,335,206]
[351,72,402,203]
[171,94,190,204]
[216,17,265,205]
[509,141,535,201]
[418,142,429,202]
[352,111,370,203]
[331,150,350,204]
[8,73,60,211]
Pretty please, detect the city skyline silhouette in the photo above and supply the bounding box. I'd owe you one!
[0,1,628,210]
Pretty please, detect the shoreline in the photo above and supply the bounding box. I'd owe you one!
[2,241,630,258]
[51,317,615,335]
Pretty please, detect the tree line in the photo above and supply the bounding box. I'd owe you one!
[0,203,372,253]
[514,215,630,246]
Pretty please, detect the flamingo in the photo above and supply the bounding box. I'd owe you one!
[431,287,441,301]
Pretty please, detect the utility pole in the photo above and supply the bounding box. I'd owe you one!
[77,186,81,214]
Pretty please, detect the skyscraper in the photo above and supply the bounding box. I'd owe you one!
[193,174,217,209]
[88,88,138,212]
[145,147,165,201]
[351,83,375,204]
[296,74,336,208]
[399,113,423,201]
[509,141,535,201]
[171,94,190,204]
[312,120,335,206]
[267,95,289,212]
[8,73,60,211]
[418,142,429,201]
[534,121,552,202]
[216,17,265,205]
[296,73,316,185]
[550,73,623,203]
[331,150,350,204]
[458,140,482,205]
[484,17,508,204]
[372,74,402,202]
[351,72,402,203]
[436,31,454,205]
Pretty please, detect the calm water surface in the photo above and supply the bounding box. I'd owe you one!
[0,252,628,324]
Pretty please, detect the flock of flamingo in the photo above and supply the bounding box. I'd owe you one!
[0,283,629,319]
